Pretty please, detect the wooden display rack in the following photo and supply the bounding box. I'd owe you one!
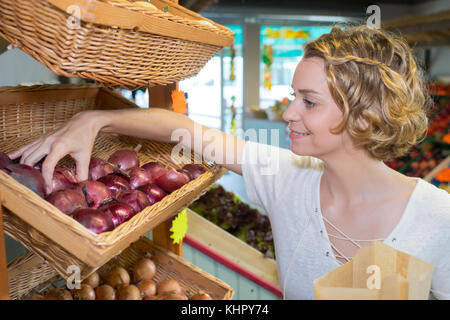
[0,0,217,300]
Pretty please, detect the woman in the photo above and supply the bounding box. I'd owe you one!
[9,25,450,299]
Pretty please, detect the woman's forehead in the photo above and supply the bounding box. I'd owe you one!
[292,57,328,96]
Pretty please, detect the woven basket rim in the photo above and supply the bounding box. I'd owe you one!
[47,0,235,45]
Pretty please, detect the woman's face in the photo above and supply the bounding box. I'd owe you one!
[283,56,352,159]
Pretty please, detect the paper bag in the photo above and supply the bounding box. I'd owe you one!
[313,241,433,300]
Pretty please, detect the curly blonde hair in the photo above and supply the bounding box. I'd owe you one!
[303,24,432,161]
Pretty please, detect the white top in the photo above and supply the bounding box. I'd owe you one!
[241,141,450,300]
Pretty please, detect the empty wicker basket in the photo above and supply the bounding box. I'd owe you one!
[0,0,234,89]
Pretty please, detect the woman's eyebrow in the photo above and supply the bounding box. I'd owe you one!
[297,89,320,95]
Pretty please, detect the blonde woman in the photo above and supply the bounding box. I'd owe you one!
[10,25,450,299]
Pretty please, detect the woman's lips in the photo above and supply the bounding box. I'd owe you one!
[289,129,311,140]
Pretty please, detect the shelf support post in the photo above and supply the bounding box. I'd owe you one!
[0,188,10,300]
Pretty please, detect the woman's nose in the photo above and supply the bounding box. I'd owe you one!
[282,100,301,123]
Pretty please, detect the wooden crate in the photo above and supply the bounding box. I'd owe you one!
[8,237,234,300]
[0,84,226,280]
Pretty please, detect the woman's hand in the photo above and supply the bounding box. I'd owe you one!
[8,111,104,194]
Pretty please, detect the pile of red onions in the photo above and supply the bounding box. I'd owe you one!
[2,146,207,235]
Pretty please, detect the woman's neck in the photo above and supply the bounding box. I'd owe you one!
[319,151,409,207]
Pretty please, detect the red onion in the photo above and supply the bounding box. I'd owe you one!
[89,157,115,181]
[5,164,46,197]
[79,180,113,209]
[99,200,135,227]
[155,169,190,193]
[0,152,12,169]
[182,164,206,179]
[117,189,151,214]
[98,174,131,198]
[129,167,152,189]
[177,169,192,182]
[108,145,142,171]
[46,188,88,215]
[138,184,167,204]
[141,162,167,180]
[52,166,78,192]
[72,208,115,234]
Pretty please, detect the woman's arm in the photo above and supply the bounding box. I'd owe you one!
[8,108,245,193]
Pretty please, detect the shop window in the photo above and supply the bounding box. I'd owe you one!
[259,26,332,109]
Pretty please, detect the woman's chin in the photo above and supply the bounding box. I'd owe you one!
[289,144,313,157]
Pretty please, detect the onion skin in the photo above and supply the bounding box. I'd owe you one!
[108,145,142,171]
[104,267,130,289]
[118,285,142,300]
[52,166,78,192]
[138,184,167,204]
[5,164,46,197]
[141,162,167,180]
[72,208,115,234]
[132,258,156,283]
[117,189,151,214]
[157,279,184,296]
[44,288,73,300]
[182,164,206,179]
[99,200,135,227]
[137,280,156,299]
[71,284,96,300]
[160,292,188,300]
[95,285,116,300]
[178,168,193,180]
[98,174,131,198]
[79,180,113,209]
[89,157,115,181]
[46,188,88,215]
[155,169,190,193]
[0,152,12,169]
[129,167,152,189]
[82,271,100,289]
[190,292,213,300]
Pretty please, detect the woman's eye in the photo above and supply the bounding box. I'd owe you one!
[303,98,316,107]
[289,90,295,97]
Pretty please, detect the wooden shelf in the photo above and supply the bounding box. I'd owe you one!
[383,10,450,48]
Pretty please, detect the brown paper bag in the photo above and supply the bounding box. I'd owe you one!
[313,241,433,300]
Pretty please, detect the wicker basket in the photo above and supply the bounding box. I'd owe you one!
[0,84,227,280]
[8,237,234,300]
[0,0,234,89]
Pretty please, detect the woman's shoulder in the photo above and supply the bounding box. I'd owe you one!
[413,178,450,224]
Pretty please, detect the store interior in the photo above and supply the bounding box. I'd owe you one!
[0,0,449,300]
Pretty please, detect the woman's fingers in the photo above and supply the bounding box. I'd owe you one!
[73,153,90,182]
[20,141,47,166]
[8,138,42,160]
[41,142,68,194]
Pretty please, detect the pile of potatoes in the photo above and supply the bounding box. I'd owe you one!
[28,258,213,300]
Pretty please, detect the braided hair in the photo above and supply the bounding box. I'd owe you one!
[303,24,432,161]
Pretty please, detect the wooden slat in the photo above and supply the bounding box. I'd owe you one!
[424,155,450,182]
[148,83,178,110]
[186,209,279,287]
[153,218,183,256]
[47,0,234,47]
[383,10,450,30]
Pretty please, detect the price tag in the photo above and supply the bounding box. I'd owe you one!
[170,208,188,244]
